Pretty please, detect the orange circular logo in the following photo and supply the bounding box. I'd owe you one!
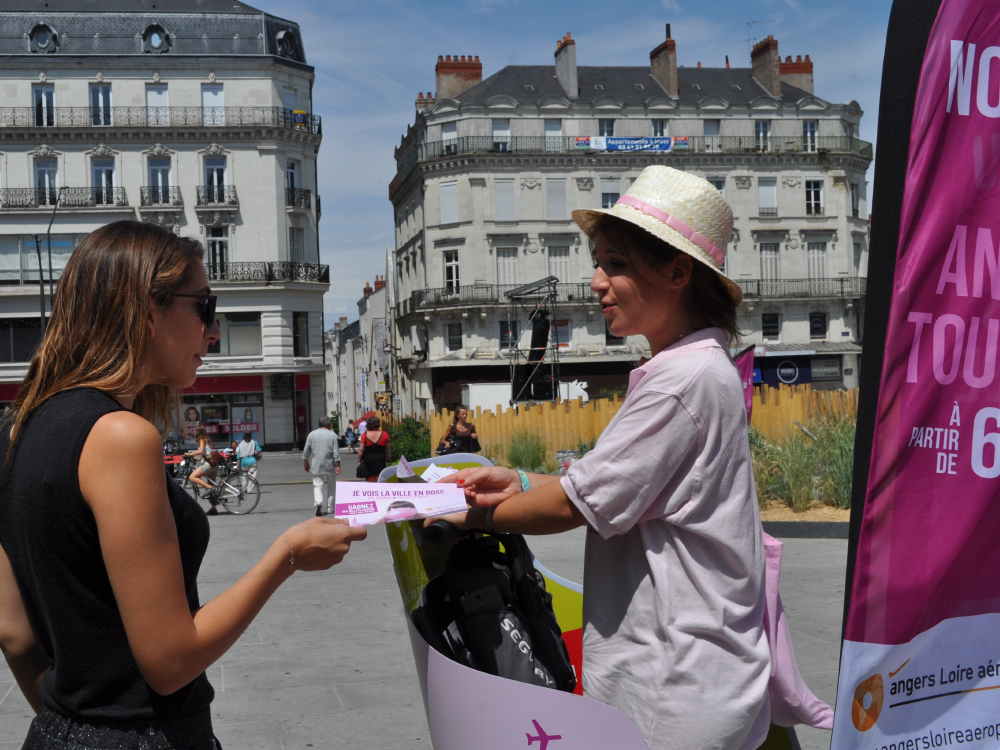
[852,674,884,731]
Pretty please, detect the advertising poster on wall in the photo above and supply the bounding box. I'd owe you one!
[834,0,1000,746]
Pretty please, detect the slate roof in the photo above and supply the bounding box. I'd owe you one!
[0,0,262,13]
[454,65,816,106]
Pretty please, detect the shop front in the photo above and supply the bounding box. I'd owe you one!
[181,375,265,449]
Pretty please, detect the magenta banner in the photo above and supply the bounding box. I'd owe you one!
[834,0,1000,744]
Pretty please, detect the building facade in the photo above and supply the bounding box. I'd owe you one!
[387,27,872,417]
[0,0,328,449]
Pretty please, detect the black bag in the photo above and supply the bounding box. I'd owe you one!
[355,457,367,478]
[412,532,577,693]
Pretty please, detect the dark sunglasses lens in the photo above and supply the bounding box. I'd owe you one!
[203,296,217,327]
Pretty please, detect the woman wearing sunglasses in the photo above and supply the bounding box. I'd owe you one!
[0,221,367,749]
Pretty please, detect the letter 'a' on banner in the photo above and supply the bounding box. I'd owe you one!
[835,0,1000,745]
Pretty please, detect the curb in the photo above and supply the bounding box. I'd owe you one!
[762,521,849,539]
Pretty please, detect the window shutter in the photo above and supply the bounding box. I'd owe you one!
[758,178,777,209]
[494,179,515,221]
[440,181,458,225]
[546,178,567,220]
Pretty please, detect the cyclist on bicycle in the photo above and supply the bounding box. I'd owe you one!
[185,426,220,514]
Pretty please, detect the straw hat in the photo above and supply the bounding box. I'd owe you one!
[572,165,742,305]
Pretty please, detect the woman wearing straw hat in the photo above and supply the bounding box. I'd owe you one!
[433,166,770,750]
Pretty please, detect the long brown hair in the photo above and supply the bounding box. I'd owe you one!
[590,214,742,346]
[7,221,204,452]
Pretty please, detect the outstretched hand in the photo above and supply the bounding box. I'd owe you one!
[435,466,521,508]
[279,517,368,572]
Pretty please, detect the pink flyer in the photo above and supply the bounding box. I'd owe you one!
[333,483,468,527]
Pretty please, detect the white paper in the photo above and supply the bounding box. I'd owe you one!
[419,463,459,484]
[334,482,467,527]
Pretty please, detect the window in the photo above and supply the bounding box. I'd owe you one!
[551,319,571,348]
[731,84,742,92]
[803,120,818,152]
[546,178,567,220]
[809,312,828,340]
[758,177,777,217]
[808,242,827,279]
[605,320,624,346]
[439,180,458,225]
[854,242,863,276]
[499,320,520,349]
[286,161,298,191]
[598,119,615,136]
[208,312,262,356]
[204,158,226,202]
[447,323,463,352]
[90,84,112,126]
[143,24,168,53]
[544,119,562,151]
[289,227,306,263]
[0,237,18,284]
[524,85,535,92]
[442,121,457,154]
[760,243,779,280]
[33,84,54,127]
[762,313,780,339]
[281,87,296,112]
[0,319,42,363]
[92,159,114,205]
[201,84,224,126]
[704,119,720,151]
[754,120,771,151]
[494,179,515,221]
[497,247,518,285]
[205,227,228,278]
[34,160,57,206]
[691,84,701,91]
[548,246,569,282]
[594,84,604,91]
[443,249,460,292]
[148,158,170,203]
[635,83,645,91]
[492,119,510,152]
[710,178,726,197]
[293,312,310,357]
[601,178,620,209]
[851,182,860,218]
[805,180,824,215]
[21,234,75,283]
[146,84,168,125]
[652,119,668,137]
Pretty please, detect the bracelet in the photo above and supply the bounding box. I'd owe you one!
[276,537,294,574]
[484,505,500,535]
[516,469,530,493]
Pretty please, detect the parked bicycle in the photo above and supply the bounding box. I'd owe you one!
[172,449,261,514]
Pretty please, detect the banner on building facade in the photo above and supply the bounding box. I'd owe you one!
[573,136,684,152]
[834,0,1000,745]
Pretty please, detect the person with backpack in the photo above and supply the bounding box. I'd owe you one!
[303,415,340,516]
[432,168,770,750]
[236,431,261,479]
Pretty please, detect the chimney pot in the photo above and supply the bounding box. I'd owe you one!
[751,35,781,97]
[697,61,701,68]
[665,23,671,38]
[554,30,578,98]
[435,53,483,99]
[726,54,730,68]
[779,50,814,94]
[650,24,678,97]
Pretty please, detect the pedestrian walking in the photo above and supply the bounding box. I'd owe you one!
[358,416,390,482]
[303,415,341,516]
[236,431,261,479]
[433,167,769,750]
[0,220,366,750]
[357,417,367,436]
[345,424,356,454]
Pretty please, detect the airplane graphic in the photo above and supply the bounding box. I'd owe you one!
[526,719,562,750]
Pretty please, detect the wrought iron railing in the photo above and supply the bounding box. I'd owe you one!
[140,186,183,207]
[269,261,330,283]
[0,186,127,208]
[737,277,866,299]
[394,282,596,317]
[316,194,321,218]
[285,187,312,209]
[196,185,239,206]
[758,207,778,218]
[5,106,322,134]
[202,262,330,283]
[206,262,269,282]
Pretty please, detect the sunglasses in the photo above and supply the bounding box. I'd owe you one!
[173,293,218,328]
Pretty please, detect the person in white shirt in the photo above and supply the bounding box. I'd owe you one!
[433,166,770,750]
[235,432,259,478]
[302,416,341,516]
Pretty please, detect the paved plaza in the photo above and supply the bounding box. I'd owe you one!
[0,452,845,749]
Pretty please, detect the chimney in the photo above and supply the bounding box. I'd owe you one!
[363,281,373,296]
[779,54,814,94]
[435,54,482,99]
[338,316,348,330]
[373,274,386,292]
[751,35,781,98]
[650,24,678,98]
[554,32,577,99]
[415,91,436,111]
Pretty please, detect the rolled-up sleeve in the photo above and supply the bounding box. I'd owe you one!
[560,390,701,538]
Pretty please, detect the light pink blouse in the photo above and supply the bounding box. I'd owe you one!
[561,329,771,750]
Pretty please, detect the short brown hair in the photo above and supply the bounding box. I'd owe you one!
[367,416,381,431]
[590,214,741,346]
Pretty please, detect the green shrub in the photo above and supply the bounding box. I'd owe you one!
[814,413,856,509]
[598,386,627,401]
[748,428,780,510]
[774,428,817,513]
[577,436,598,457]
[506,429,548,472]
[387,418,431,463]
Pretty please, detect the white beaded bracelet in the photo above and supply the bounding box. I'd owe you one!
[276,537,294,574]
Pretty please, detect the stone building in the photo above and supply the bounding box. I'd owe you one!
[0,0,328,449]
[387,27,872,416]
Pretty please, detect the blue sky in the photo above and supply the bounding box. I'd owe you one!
[248,0,892,325]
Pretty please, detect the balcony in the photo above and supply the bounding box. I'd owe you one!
[806,205,825,216]
[758,207,778,218]
[738,277,866,301]
[196,185,238,206]
[204,261,329,284]
[316,194,322,219]
[285,187,312,211]
[9,106,322,135]
[394,282,596,318]
[0,187,127,209]
[140,186,183,207]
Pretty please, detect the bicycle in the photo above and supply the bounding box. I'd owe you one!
[175,452,261,515]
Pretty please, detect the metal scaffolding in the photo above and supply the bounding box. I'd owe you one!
[504,276,561,406]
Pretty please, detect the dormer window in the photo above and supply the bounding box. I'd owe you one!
[594,84,604,91]
[29,23,58,54]
[731,84,742,91]
[634,83,644,91]
[275,30,297,58]
[524,85,535,92]
[691,84,702,91]
[142,24,170,54]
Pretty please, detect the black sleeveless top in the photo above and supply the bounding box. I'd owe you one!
[0,389,214,721]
